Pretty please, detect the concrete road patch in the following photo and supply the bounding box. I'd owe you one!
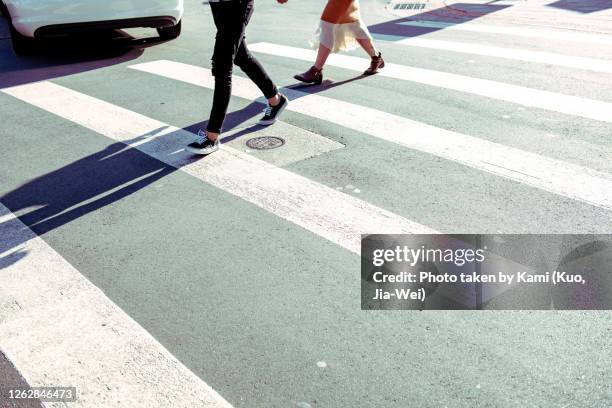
[221,120,344,167]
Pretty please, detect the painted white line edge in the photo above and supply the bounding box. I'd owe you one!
[374,35,612,74]
[249,42,612,124]
[128,59,612,210]
[397,20,612,46]
[2,81,435,257]
[0,203,234,408]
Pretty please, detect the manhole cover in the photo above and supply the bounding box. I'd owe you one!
[246,136,285,150]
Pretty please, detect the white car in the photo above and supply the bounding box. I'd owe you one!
[1,0,184,53]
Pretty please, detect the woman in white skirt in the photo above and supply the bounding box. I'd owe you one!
[294,0,384,84]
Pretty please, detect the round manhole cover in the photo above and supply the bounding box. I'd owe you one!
[246,136,285,150]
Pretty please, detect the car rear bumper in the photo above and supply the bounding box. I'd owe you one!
[6,0,184,38]
[34,16,177,38]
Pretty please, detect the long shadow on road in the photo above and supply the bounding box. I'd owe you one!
[0,15,183,265]
[185,74,367,142]
[0,138,177,260]
[0,73,366,264]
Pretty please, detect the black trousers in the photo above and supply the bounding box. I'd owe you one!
[207,0,277,134]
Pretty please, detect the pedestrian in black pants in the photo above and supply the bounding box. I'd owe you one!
[187,0,290,155]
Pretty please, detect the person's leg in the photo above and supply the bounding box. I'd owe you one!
[186,1,244,154]
[232,0,279,105]
[314,44,332,70]
[355,22,384,75]
[234,40,280,106]
[205,1,246,140]
[295,15,338,85]
[357,38,378,58]
[294,44,329,84]
[231,0,288,125]
[233,41,288,126]
[359,38,385,75]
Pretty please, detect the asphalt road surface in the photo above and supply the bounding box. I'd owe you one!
[1,0,611,407]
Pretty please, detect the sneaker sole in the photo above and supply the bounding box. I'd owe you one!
[257,98,289,126]
[185,145,219,155]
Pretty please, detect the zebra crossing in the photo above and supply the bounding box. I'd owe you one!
[3,81,436,254]
[396,19,612,46]
[247,42,612,123]
[370,35,612,73]
[1,10,611,407]
[0,202,233,408]
[129,59,612,210]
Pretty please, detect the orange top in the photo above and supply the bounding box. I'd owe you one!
[321,0,360,24]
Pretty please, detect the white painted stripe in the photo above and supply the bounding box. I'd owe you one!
[373,36,612,74]
[0,203,233,408]
[248,42,612,124]
[397,20,612,46]
[129,59,612,210]
[1,82,434,255]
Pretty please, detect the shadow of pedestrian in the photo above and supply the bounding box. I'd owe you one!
[182,74,367,141]
[0,248,28,271]
[0,133,177,257]
[0,70,366,259]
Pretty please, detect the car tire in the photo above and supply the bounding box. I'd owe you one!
[157,20,181,40]
[10,23,36,54]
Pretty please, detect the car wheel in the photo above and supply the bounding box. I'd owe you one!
[10,23,36,54]
[157,20,181,40]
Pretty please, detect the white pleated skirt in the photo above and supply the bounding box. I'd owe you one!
[310,20,373,53]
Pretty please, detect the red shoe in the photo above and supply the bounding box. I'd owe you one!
[364,52,385,75]
[294,66,323,84]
